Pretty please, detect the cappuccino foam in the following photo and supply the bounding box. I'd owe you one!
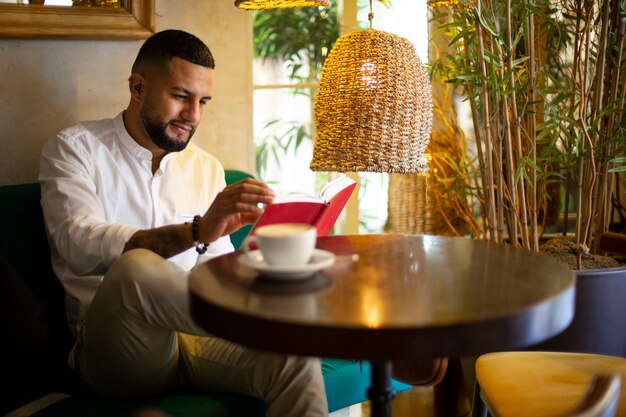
[256,224,312,238]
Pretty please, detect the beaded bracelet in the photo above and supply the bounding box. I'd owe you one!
[191,215,209,255]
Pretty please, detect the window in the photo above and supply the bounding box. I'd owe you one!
[253,0,428,233]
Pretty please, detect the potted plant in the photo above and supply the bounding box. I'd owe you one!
[427,0,626,356]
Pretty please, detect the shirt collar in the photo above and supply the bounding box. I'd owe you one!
[114,111,152,160]
[113,111,174,169]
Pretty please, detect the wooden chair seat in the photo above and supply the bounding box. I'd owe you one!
[473,351,626,417]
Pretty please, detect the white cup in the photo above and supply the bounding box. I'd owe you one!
[243,223,316,266]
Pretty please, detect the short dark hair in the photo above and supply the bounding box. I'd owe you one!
[132,29,215,74]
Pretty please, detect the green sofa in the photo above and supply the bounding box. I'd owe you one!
[0,170,411,416]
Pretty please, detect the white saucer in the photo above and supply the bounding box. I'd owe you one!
[238,249,336,280]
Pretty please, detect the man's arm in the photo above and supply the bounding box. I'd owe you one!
[123,223,192,259]
[123,178,274,258]
[40,131,140,276]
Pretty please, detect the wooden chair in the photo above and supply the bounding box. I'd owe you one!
[472,351,625,417]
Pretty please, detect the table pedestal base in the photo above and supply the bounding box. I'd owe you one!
[367,361,396,417]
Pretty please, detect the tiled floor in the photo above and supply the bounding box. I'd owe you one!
[331,373,474,417]
[333,357,476,417]
[330,386,436,417]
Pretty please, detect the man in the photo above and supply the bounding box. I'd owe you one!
[39,29,327,417]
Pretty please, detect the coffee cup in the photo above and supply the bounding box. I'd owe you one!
[243,223,316,267]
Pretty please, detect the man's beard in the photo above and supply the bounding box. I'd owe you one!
[140,111,195,153]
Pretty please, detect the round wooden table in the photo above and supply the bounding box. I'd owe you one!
[189,234,575,417]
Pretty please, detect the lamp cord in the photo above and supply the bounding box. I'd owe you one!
[368,0,374,28]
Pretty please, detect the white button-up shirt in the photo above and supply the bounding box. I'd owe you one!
[39,111,234,336]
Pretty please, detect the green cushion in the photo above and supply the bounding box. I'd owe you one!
[31,392,265,417]
[224,169,255,249]
[29,359,411,416]
[323,359,412,411]
[0,183,66,315]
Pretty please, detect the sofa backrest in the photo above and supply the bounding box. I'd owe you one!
[0,182,73,390]
[0,183,63,308]
[0,170,257,413]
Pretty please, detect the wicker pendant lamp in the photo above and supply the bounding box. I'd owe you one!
[310,4,432,173]
[235,0,330,10]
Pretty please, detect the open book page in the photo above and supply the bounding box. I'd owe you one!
[249,175,357,236]
[314,175,357,235]
[272,193,324,204]
[320,175,358,203]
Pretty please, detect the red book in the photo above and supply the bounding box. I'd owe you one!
[250,175,358,237]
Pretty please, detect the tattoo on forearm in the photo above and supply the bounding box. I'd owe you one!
[124,226,189,258]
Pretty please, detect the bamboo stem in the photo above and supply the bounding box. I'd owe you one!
[526,0,538,251]
[475,0,499,242]
[592,0,625,252]
[575,3,597,269]
[505,0,530,248]
[491,4,517,246]
[429,0,625,261]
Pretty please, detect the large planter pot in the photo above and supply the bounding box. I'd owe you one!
[530,265,626,356]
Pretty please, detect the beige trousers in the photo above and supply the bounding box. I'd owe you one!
[76,249,327,417]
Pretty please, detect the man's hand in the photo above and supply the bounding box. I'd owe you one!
[123,178,273,258]
[198,178,275,244]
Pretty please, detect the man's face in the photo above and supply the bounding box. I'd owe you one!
[139,57,213,153]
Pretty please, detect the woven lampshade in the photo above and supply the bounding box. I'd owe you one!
[235,0,330,10]
[310,28,433,173]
